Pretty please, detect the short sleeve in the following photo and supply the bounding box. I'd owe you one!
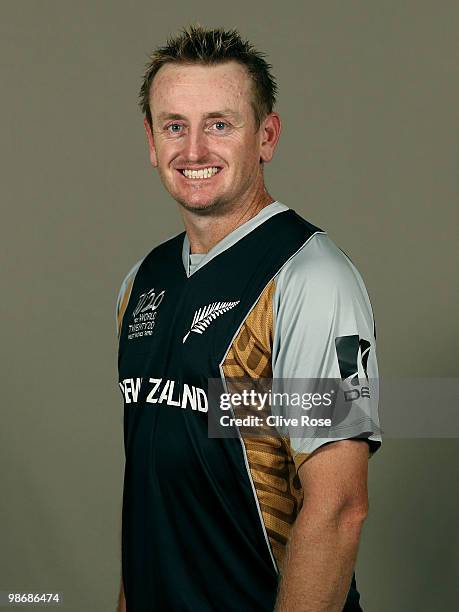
[272,233,381,469]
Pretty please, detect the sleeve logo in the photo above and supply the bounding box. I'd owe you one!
[335,334,371,401]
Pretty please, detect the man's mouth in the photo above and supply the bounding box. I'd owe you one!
[176,166,223,180]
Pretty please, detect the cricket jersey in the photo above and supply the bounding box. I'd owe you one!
[116,201,381,611]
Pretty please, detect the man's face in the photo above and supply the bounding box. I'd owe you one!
[146,61,266,214]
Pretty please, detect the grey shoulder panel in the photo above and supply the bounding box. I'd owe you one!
[272,233,381,458]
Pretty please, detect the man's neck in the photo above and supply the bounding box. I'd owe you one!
[181,189,276,254]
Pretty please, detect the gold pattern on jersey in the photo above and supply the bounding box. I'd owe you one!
[222,279,306,570]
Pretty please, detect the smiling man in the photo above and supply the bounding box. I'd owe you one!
[115,25,381,612]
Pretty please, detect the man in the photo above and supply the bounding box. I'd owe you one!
[115,25,381,611]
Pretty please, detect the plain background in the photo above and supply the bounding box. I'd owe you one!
[1,1,458,610]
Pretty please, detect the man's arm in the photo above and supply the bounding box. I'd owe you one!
[275,439,369,612]
[117,578,126,612]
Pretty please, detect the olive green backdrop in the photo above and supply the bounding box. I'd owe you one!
[1,1,458,610]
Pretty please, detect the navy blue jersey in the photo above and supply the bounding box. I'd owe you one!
[116,202,380,611]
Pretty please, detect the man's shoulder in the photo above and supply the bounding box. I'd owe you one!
[119,230,186,288]
[115,230,185,336]
[140,229,186,265]
[275,231,367,296]
[271,229,376,343]
[115,258,143,338]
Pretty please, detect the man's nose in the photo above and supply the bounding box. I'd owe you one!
[181,127,209,162]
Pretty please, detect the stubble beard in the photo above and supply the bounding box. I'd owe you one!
[174,193,231,216]
[159,162,261,217]
[156,165,227,216]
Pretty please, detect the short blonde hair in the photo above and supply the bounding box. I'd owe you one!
[139,24,278,132]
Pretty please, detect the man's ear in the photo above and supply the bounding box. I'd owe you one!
[143,117,158,167]
[259,112,282,164]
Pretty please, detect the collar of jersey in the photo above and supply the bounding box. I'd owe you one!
[182,201,289,278]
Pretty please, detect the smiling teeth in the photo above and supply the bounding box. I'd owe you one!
[182,167,220,179]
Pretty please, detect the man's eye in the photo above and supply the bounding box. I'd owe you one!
[166,124,183,133]
[212,121,228,131]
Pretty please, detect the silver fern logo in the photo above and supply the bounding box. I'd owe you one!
[183,301,240,343]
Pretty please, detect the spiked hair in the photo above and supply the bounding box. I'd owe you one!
[139,24,278,132]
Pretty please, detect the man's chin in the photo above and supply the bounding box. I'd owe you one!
[175,196,227,216]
